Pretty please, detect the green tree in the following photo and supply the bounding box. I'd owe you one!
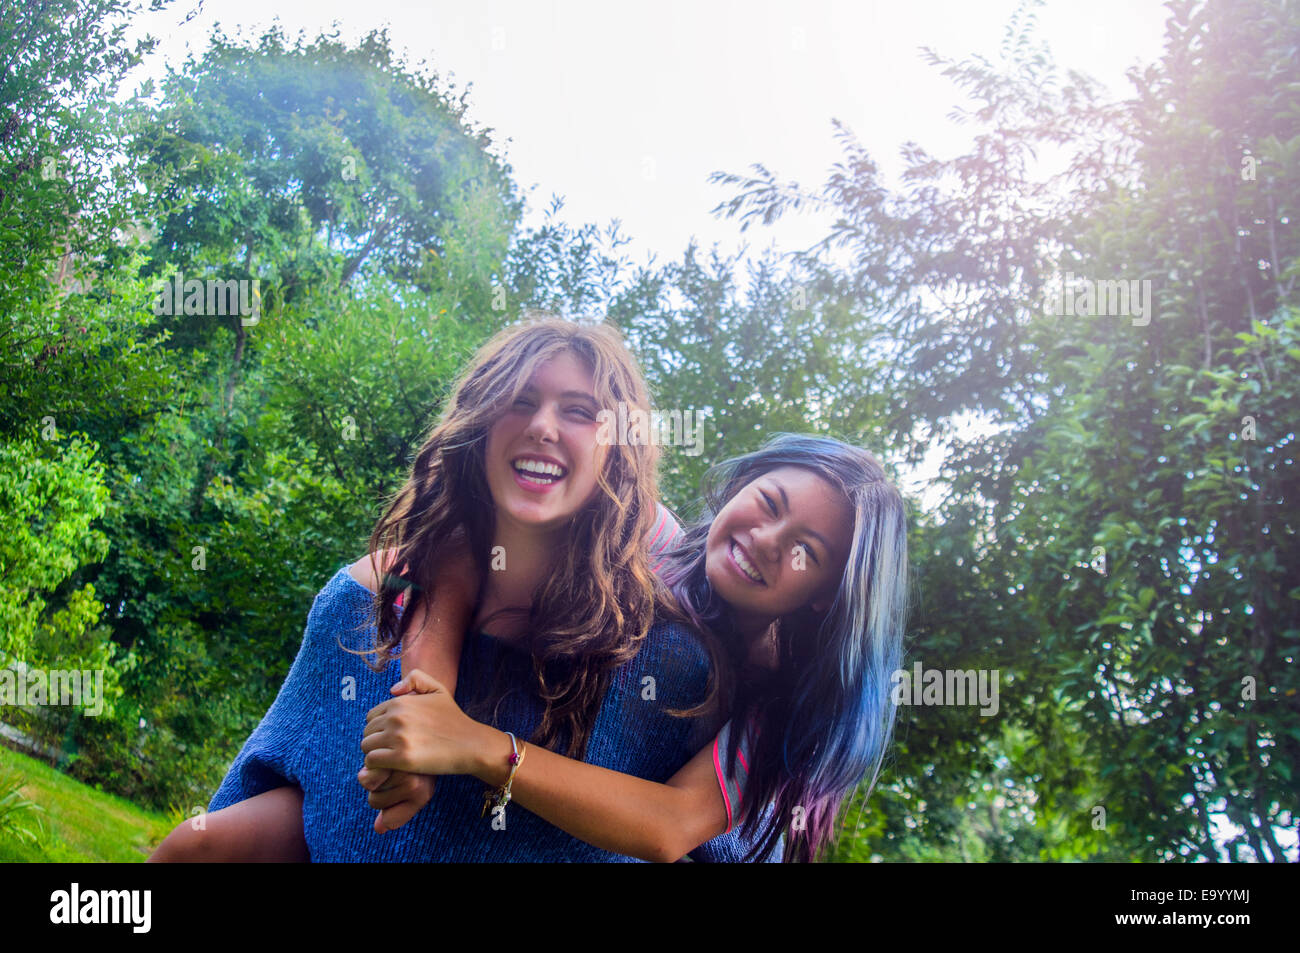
[709,0,1298,861]
[0,0,179,441]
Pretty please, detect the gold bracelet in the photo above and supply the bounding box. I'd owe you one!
[481,732,528,819]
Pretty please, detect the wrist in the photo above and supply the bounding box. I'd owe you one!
[473,725,515,786]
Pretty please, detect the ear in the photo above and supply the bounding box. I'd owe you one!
[809,586,838,615]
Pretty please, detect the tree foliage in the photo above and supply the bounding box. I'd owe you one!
[0,0,1293,863]
[711,0,1298,861]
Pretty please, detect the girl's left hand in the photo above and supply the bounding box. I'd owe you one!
[362,669,494,777]
[357,767,436,833]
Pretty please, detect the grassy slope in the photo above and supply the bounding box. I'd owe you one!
[0,745,172,862]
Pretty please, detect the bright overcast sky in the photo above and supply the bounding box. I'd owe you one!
[125,0,1172,270]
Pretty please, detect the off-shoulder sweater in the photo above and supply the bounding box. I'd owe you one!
[208,565,779,861]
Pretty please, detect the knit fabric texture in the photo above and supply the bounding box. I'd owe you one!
[209,565,781,862]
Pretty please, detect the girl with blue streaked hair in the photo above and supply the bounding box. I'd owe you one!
[363,432,910,862]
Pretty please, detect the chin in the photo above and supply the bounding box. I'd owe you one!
[512,507,564,528]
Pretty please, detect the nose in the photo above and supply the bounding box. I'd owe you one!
[523,401,560,444]
[750,520,782,566]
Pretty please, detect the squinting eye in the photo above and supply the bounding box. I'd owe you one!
[760,490,778,516]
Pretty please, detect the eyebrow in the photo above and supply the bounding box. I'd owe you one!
[520,385,599,405]
[772,480,834,556]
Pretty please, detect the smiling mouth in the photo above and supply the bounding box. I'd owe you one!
[730,539,766,585]
[512,457,568,486]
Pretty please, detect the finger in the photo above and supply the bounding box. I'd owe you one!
[356,766,392,791]
[370,770,418,797]
[391,679,411,696]
[366,698,418,729]
[364,747,405,772]
[361,714,389,738]
[368,778,420,810]
[404,669,446,694]
[381,774,436,830]
[360,731,394,755]
[375,773,421,800]
[379,797,426,832]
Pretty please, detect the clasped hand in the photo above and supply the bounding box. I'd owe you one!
[357,669,484,834]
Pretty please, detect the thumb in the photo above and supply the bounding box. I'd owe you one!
[402,668,446,695]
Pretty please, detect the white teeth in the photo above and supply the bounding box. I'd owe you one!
[731,541,763,584]
[513,459,565,479]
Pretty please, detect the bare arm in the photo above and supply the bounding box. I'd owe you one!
[348,540,479,694]
[148,786,309,863]
[350,542,480,830]
[361,672,731,863]
[484,725,728,863]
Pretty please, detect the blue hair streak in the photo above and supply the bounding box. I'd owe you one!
[658,433,910,861]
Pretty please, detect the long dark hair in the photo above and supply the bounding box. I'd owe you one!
[658,433,909,862]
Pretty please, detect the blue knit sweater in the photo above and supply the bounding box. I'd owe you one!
[209,566,780,862]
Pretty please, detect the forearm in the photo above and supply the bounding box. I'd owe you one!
[472,727,725,863]
[402,619,462,697]
[363,662,730,857]
[398,544,478,696]
[367,549,478,832]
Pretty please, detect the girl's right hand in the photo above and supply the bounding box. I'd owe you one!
[356,670,450,832]
[362,670,504,779]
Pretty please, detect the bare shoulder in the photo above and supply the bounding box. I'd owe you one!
[346,548,399,596]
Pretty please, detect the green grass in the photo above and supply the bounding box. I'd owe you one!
[0,745,173,862]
